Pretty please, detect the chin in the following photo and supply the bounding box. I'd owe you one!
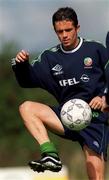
[63,45,72,50]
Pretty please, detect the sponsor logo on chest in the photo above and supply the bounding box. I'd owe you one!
[59,74,90,87]
[59,78,80,86]
[52,64,90,87]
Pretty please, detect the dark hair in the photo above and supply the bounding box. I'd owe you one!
[52,7,78,28]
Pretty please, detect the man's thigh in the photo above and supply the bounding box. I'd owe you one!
[23,101,65,136]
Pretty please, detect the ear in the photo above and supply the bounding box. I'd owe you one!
[77,25,80,33]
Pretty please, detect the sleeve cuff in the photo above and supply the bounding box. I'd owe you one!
[11,58,16,66]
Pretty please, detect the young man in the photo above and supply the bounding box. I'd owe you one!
[12,7,109,180]
[102,32,109,111]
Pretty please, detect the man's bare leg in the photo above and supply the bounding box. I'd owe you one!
[83,145,105,180]
[19,101,64,172]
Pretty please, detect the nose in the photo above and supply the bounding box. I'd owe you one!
[63,30,67,38]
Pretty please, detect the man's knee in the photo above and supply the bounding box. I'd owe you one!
[19,101,33,114]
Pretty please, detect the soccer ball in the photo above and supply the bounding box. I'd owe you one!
[60,99,92,131]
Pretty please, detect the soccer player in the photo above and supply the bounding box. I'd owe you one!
[102,32,109,111]
[106,31,109,57]
[11,7,109,180]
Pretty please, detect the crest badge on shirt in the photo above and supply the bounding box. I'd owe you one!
[84,57,93,69]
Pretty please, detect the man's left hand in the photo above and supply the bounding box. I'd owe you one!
[89,96,102,110]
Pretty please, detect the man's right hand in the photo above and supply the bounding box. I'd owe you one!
[16,50,29,63]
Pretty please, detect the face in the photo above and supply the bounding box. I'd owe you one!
[54,20,80,51]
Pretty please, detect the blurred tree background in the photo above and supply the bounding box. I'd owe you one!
[0,40,109,180]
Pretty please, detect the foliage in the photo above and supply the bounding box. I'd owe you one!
[0,39,59,166]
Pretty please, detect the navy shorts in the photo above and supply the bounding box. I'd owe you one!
[51,105,109,161]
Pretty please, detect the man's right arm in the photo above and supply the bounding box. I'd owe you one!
[11,50,40,88]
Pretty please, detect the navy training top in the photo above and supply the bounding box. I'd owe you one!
[12,37,108,105]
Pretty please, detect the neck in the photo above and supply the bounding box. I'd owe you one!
[60,37,83,53]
